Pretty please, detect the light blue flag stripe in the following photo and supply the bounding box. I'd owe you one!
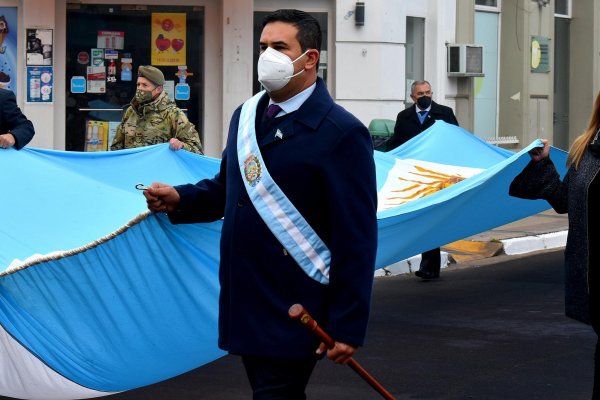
[0,121,567,398]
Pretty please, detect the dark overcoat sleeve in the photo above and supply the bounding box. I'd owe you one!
[509,157,569,214]
[441,106,459,126]
[429,102,459,126]
[0,89,35,149]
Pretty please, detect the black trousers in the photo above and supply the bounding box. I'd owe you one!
[419,247,441,275]
[594,339,600,400]
[592,289,599,399]
[241,355,318,400]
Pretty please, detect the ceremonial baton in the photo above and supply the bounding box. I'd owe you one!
[288,304,396,400]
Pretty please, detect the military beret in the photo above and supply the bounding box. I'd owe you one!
[138,65,165,86]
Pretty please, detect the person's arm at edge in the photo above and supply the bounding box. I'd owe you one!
[509,139,568,213]
[171,108,203,154]
[2,90,34,149]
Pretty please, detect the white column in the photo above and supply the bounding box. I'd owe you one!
[22,0,57,150]
[334,0,406,126]
[221,0,254,149]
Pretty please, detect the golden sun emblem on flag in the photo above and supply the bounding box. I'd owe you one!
[243,154,262,187]
[384,165,466,208]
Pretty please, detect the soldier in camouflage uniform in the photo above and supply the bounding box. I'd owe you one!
[110,65,203,154]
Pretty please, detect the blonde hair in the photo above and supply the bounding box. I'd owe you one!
[567,91,600,169]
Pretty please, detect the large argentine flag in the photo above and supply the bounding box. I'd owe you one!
[0,121,567,399]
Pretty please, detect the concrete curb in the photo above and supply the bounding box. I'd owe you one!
[375,230,568,277]
[501,230,567,255]
[375,253,450,277]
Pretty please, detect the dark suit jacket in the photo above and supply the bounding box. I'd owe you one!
[387,100,458,150]
[168,78,378,357]
[0,88,35,149]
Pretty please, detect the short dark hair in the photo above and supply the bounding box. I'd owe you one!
[262,9,322,53]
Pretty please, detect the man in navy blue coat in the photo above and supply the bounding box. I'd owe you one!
[144,9,378,399]
[387,80,459,280]
[0,88,35,149]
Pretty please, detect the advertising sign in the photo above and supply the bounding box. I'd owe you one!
[151,13,186,66]
[27,66,53,103]
[0,7,17,92]
[26,28,53,66]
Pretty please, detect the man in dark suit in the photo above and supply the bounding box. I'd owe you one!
[387,80,459,280]
[0,88,35,149]
[142,9,378,399]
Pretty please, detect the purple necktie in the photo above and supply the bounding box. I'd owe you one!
[266,104,282,119]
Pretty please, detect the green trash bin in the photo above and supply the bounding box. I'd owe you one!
[368,119,395,151]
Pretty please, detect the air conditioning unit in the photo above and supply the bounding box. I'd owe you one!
[447,44,484,77]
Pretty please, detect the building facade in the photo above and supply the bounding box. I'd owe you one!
[0,0,595,157]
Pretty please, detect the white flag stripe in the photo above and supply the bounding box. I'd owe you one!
[0,325,115,399]
[256,182,329,277]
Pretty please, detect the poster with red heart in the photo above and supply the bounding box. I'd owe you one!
[151,12,186,66]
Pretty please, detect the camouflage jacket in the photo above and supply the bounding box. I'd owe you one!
[110,91,203,154]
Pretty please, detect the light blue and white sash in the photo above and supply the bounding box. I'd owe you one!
[236,91,330,284]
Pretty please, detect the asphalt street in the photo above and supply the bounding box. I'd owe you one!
[98,249,596,400]
[1,249,595,400]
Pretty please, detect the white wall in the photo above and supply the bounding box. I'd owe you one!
[203,1,224,157]
[407,0,458,112]
[334,0,405,125]
[221,0,253,154]
[334,0,457,127]
[22,0,56,149]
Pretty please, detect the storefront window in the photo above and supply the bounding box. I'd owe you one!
[65,4,204,151]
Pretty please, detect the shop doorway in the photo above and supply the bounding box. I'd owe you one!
[65,4,204,151]
[474,9,499,140]
[553,16,570,152]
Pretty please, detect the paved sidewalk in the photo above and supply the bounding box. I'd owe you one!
[456,208,568,257]
[379,209,569,276]
[463,209,568,242]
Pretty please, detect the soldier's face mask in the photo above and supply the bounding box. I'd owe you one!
[134,89,154,104]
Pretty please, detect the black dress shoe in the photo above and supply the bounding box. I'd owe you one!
[415,270,439,280]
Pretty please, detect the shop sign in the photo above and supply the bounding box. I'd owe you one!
[97,31,124,50]
[27,66,53,103]
[77,51,89,65]
[91,48,104,67]
[175,83,190,101]
[87,66,106,93]
[26,28,53,66]
[71,76,86,93]
[151,13,186,66]
[0,7,17,91]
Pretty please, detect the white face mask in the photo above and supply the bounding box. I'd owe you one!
[257,47,309,92]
